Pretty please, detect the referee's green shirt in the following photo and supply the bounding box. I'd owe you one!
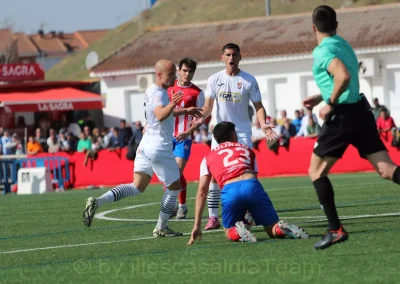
[312,35,360,104]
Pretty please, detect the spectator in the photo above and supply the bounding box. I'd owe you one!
[101,127,110,148]
[306,117,322,138]
[35,128,47,152]
[119,119,133,147]
[296,109,318,137]
[68,119,81,138]
[27,136,44,155]
[5,133,24,155]
[376,109,396,142]
[16,116,27,128]
[83,126,92,141]
[251,120,265,150]
[373,98,389,121]
[66,133,77,152]
[77,132,92,153]
[292,110,302,133]
[91,128,103,151]
[299,109,305,118]
[193,129,202,143]
[77,132,94,166]
[59,132,70,152]
[0,131,12,155]
[108,127,124,151]
[279,118,297,149]
[0,127,4,139]
[201,128,212,145]
[82,115,95,132]
[135,121,144,132]
[47,128,60,153]
[277,110,290,125]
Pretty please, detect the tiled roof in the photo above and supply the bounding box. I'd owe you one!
[29,34,69,55]
[13,32,40,55]
[75,30,109,48]
[92,3,400,73]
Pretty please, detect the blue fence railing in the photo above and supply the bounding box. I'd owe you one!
[0,156,70,194]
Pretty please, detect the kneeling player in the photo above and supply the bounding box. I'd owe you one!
[188,122,308,244]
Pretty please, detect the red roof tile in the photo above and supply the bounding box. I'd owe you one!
[92,3,400,73]
[75,30,109,48]
[13,32,39,55]
[29,34,68,55]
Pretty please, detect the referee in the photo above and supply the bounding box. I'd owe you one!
[304,5,400,250]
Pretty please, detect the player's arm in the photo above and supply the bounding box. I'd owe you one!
[194,174,212,228]
[153,91,183,122]
[327,58,351,104]
[188,158,212,245]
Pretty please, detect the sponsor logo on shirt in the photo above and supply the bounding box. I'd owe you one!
[217,92,242,102]
[237,82,242,89]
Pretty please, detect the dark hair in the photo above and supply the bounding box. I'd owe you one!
[221,43,240,54]
[120,119,126,124]
[212,122,236,144]
[179,57,197,71]
[312,5,337,33]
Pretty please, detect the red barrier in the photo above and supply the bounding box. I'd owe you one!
[31,137,400,188]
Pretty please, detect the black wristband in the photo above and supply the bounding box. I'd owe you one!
[327,98,335,106]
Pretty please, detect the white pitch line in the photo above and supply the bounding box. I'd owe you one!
[0,229,224,255]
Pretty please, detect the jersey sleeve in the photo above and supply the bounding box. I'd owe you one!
[151,90,166,110]
[200,157,211,177]
[196,90,205,108]
[205,75,217,99]
[313,46,336,71]
[249,78,262,103]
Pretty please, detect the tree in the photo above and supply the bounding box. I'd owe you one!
[0,19,19,64]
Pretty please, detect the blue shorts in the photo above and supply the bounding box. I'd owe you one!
[172,138,192,160]
[221,178,279,228]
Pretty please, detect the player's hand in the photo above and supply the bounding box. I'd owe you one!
[319,105,334,121]
[303,95,323,110]
[190,116,204,128]
[187,226,202,245]
[171,91,184,105]
[187,107,203,118]
[261,124,279,141]
[176,131,190,142]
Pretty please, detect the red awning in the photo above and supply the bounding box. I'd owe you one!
[0,87,104,112]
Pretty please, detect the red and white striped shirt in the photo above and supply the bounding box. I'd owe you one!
[168,80,205,138]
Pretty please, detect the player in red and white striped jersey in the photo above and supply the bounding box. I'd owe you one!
[167,58,204,219]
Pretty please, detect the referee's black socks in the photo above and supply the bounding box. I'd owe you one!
[313,176,341,231]
[392,166,400,185]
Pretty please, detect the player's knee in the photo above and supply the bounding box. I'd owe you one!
[167,179,182,191]
[308,166,321,181]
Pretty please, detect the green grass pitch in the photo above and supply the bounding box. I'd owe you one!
[1,172,399,283]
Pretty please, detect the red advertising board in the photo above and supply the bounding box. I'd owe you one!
[0,64,45,81]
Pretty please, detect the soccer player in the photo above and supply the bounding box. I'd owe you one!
[305,5,400,249]
[167,57,204,219]
[187,122,308,244]
[191,43,278,230]
[83,59,185,237]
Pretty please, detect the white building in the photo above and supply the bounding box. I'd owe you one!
[90,3,400,127]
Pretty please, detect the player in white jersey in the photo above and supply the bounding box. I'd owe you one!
[191,43,279,230]
[83,59,185,238]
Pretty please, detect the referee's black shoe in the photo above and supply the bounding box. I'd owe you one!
[314,225,349,250]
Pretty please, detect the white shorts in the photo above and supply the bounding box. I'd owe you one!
[211,132,253,150]
[134,147,180,187]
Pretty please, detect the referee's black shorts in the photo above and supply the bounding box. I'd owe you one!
[313,100,387,159]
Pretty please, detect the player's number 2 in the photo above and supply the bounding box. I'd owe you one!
[218,147,251,167]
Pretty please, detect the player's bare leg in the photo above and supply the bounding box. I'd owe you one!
[308,153,349,249]
[83,172,151,227]
[205,177,221,230]
[175,157,189,219]
[366,150,398,180]
[153,178,183,237]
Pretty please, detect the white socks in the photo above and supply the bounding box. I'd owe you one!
[97,183,141,207]
[207,182,220,218]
